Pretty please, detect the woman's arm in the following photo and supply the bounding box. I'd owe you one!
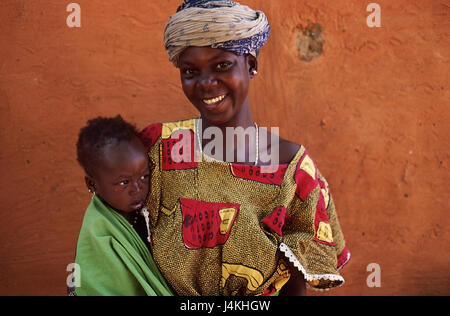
[279,260,307,296]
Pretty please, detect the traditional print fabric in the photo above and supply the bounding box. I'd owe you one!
[140,119,350,295]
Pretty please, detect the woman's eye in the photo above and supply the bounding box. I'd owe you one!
[216,62,232,71]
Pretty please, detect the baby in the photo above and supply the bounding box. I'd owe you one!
[71,115,172,296]
[77,115,150,227]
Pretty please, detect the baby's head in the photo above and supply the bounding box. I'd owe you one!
[76,115,149,213]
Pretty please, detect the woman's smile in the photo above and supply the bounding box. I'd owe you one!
[202,94,227,105]
[202,94,229,113]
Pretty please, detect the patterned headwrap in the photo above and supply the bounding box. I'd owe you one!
[164,0,270,67]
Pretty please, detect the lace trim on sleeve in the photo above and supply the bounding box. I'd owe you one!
[279,242,345,291]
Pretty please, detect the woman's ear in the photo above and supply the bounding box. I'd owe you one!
[247,54,258,78]
[85,175,96,194]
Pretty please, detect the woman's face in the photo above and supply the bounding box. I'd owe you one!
[178,47,256,125]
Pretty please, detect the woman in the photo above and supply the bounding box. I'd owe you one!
[140,0,350,296]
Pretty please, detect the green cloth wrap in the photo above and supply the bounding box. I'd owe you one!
[74,195,173,296]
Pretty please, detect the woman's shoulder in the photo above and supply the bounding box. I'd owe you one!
[139,122,163,151]
[140,118,196,131]
[139,119,197,151]
[279,137,302,164]
[265,131,302,165]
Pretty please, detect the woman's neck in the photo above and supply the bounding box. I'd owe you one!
[201,102,254,130]
[199,105,259,164]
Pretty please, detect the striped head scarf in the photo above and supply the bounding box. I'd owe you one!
[164,0,270,67]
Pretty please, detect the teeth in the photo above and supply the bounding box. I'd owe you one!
[203,95,226,105]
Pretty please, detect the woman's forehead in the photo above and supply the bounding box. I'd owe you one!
[179,47,241,64]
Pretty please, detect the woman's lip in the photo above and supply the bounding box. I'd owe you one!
[202,94,227,105]
[201,94,228,113]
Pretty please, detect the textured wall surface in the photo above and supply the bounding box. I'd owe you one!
[0,0,449,295]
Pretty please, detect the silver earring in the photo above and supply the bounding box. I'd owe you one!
[250,69,258,76]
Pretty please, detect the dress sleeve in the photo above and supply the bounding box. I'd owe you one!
[139,123,163,230]
[279,150,350,291]
[317,171,351,271]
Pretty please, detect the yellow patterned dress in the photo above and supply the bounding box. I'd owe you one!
[139,119,350,296]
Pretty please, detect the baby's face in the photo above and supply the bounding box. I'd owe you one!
[93,136,150,213]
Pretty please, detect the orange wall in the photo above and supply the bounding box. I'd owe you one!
[0,0,448,295]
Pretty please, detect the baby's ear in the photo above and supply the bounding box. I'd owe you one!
[85,175,96,194]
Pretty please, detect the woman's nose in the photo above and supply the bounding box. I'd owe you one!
[198,72,218,88]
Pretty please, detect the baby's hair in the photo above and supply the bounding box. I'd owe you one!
[76,115,139,176]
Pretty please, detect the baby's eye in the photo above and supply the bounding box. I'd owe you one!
[140,174,149,181]
[182,68,196,76]
[119,180,129,186]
